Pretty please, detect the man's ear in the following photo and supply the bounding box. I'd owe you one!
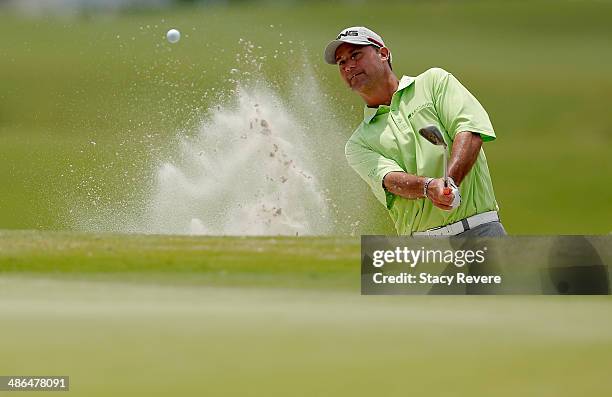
[379,47,390,62]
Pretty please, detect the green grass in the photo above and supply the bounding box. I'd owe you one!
[0,1,611,233]
[0,230,359,288]
[1,231,612,396]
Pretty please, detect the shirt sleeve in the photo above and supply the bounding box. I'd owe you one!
[430,68,496,142]
[345,136,405,209]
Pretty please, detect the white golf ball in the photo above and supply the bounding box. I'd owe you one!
[166,29,180,44]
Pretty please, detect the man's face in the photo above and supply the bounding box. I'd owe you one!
[334,42,388,93]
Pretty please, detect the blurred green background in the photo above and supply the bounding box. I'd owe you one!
[1,0,611,234]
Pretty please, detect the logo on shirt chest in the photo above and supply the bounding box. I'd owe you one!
[406,102,434,120]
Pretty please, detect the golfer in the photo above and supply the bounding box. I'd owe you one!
[324,26,507,237]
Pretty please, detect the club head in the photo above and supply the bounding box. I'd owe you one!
[418,126,446,148]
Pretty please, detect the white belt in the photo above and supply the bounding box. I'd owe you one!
[413,211,500,237]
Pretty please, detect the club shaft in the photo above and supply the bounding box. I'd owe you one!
[443,149,448,187]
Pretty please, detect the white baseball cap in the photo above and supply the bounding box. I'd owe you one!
[324,26,391,65]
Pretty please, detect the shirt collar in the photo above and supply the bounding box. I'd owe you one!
[363,75,414,124]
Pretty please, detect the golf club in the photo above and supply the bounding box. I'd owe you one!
[418,126,451,195]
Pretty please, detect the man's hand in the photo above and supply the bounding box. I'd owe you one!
[426,178,459,211]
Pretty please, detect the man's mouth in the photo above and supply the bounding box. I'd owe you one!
[349,72,364,83]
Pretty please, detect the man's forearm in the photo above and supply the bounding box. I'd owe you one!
[383,131,482,200]
[447,131,483,185]
[383,172,427,199]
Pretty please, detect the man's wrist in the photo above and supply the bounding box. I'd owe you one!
[423,177,434,199]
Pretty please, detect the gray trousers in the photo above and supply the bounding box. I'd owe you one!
[431,221,507,294]
[455,221,507,238]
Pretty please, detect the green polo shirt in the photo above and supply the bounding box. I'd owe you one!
[345,67,500,235]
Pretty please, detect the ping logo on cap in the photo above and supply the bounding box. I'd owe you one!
[337,30,359,39]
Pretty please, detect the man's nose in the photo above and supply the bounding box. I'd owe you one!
[342,60,356,73]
